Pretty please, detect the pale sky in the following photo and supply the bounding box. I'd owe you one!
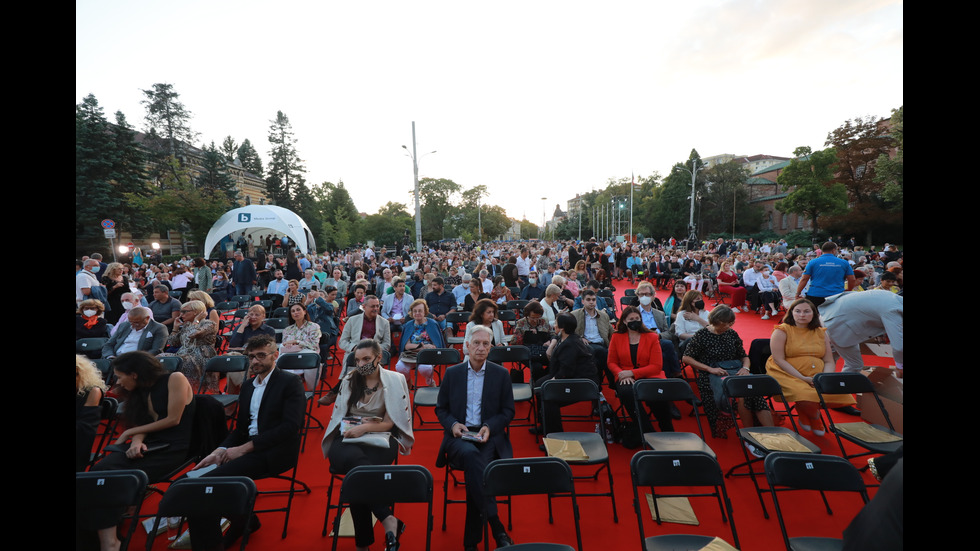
[76,0,903,225]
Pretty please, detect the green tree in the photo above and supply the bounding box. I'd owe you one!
[315,181,363,250]
[141,83,196,160]
[76,94,150,256]
[237,139,263,176]
[361,202,415,247]
[266,111,306,210]
[220,136,238,162]
[520,219,539,239]
[643,151,705,240]
[701,161,763,236]
[775,146,847,238]
[199,141,240,204]
[875,106,903,210]
[127,156,233,251]
[417,177,461,241]
[820,116,899,245]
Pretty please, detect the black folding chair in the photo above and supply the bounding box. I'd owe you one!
[488,345,536,428]
[329,465,434,551]
[633,379,715,458]
[276,352,323,452]
[540,378,618,522]
[483,457,582,551]
[630,451,740,550]
[764,452,871,551]
[413,348,461,431]
[146,476,258,551]
[76,469,148,551]
[813,372,903,465]
[76,338,108,360]
[723,375,822,519]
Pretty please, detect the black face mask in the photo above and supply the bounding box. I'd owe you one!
[626,320,643,332]
[694,300,705,310]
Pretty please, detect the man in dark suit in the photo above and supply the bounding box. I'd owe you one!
[436,325,515,550]
[188,334,306,550]
[101,307,168,358]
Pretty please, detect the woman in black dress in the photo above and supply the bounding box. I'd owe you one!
[681,306,773,442]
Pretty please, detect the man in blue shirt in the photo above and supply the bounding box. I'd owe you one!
[425,277,458,336]
[795,242,855,307]
[231,251,257,296]
[265,270,288,301]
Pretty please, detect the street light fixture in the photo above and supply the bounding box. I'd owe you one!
[673,158,707,248]
[402,121,436,253]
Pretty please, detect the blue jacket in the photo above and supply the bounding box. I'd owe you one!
[399,318,445,352]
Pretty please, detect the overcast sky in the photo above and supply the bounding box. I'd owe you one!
[77,0,903,225]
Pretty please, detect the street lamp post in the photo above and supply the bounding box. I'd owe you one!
[402,122,436,254]
[673,158,706,248]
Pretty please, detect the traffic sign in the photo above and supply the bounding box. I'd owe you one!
[104,229,117,238]
[101,219,115,229]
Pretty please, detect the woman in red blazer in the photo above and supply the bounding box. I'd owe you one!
[608,306,674,433]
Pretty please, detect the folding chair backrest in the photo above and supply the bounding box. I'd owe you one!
[634,378,694,404]
[76,338,107,359]
[272,307,290,319]
[506,300,530,311]
[232,294,253,304]
[339,465,433,505]
[812,372,874,395]
[484,457,574,497]
[624,289,636,297]
[631,450,724,487]
[541,378,600,403]
[76,469,148,511]
[204,355,250,376]
[265,318,290,330]
[277,352,321,371]
[158,355,182,373]
[722,374,782,399]
[416,348,461,367]
[157,476,257,518]
[764,453,868,493]
[498,310,517,323]
[620,296,639,308]
[488,345,531,366]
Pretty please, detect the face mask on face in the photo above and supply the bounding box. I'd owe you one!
[626,320,643,332]
[83,309,98,317]
[528,278,537,286]
[356,361,377,376]
[694,300,705,310]
[89,265,100,273]
[122,303,134,311]
[638,296,653,306]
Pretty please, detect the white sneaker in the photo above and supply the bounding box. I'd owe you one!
[761,313,770,320]
[744,442,764,458]
[742,306,750,312]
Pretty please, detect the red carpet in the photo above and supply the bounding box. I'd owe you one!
[127,282,890,551]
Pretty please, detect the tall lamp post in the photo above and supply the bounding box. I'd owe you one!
[541,197,547,240]
[402,121,435,253]
[673,158,707,248]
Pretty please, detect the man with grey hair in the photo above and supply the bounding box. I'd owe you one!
[110,292,144,335]
[779,265,804,310]
[436,324,515,550]
[453,273,473,308]
[76,258,103,306]
[101,306,169,358]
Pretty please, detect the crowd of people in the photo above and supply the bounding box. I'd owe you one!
[76,235,903,550]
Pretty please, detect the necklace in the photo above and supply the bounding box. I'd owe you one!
[364,382,380,396]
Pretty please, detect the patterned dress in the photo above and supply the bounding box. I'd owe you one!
[164,320,218,393]
[684,326,768,439]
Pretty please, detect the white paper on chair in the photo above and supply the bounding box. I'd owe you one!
[329,509,377,537]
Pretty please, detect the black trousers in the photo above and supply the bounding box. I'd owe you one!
[617,382,674,433]
[444,434,506,546]
[327,435,398,547]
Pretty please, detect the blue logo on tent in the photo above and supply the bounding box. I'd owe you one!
[238,213,251,223]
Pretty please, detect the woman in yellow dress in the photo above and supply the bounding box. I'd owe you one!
[766,298,855,436]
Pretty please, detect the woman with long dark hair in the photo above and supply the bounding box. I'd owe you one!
[608,306,673,433]
[321,339,414,551]
[87,351,194,551]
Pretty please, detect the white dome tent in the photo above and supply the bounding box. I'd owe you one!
[204,205,317,258]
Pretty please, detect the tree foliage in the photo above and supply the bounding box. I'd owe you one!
[76,94,150,256]
[520,219,539,240]
[700,161,763,236]
[315,181,362,250]
[199,141,240,204]
[362,202,414,248]
[417,177,461,241]
[875,106,903,211]
[141,83,196,160]
[220,136,238,162]
[819,115,901,245]
[776,146,847,237]
[237,139,263,176]
[266,111,306,210]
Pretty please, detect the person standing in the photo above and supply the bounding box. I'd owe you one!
[231,251,257,296]
[795,242,855,307]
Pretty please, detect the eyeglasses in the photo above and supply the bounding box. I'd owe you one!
[246,352,273,361]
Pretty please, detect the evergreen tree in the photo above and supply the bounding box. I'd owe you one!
[199,141,240,204]
[220,136,238,162]
[266,111,305,210]
[141,83,196,161]
[237,139,263,176]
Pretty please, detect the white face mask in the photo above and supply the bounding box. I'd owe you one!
[122,303,134,311]
[638,296,653,306]
[83,309,98,317]
[529,278,537,285]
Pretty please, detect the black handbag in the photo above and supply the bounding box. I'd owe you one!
[708,359,744,414]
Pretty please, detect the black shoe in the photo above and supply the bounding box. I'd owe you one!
[670,403,682,420]
[384,519,406,551]
[834,405,862,416]
[494,531,515,547]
